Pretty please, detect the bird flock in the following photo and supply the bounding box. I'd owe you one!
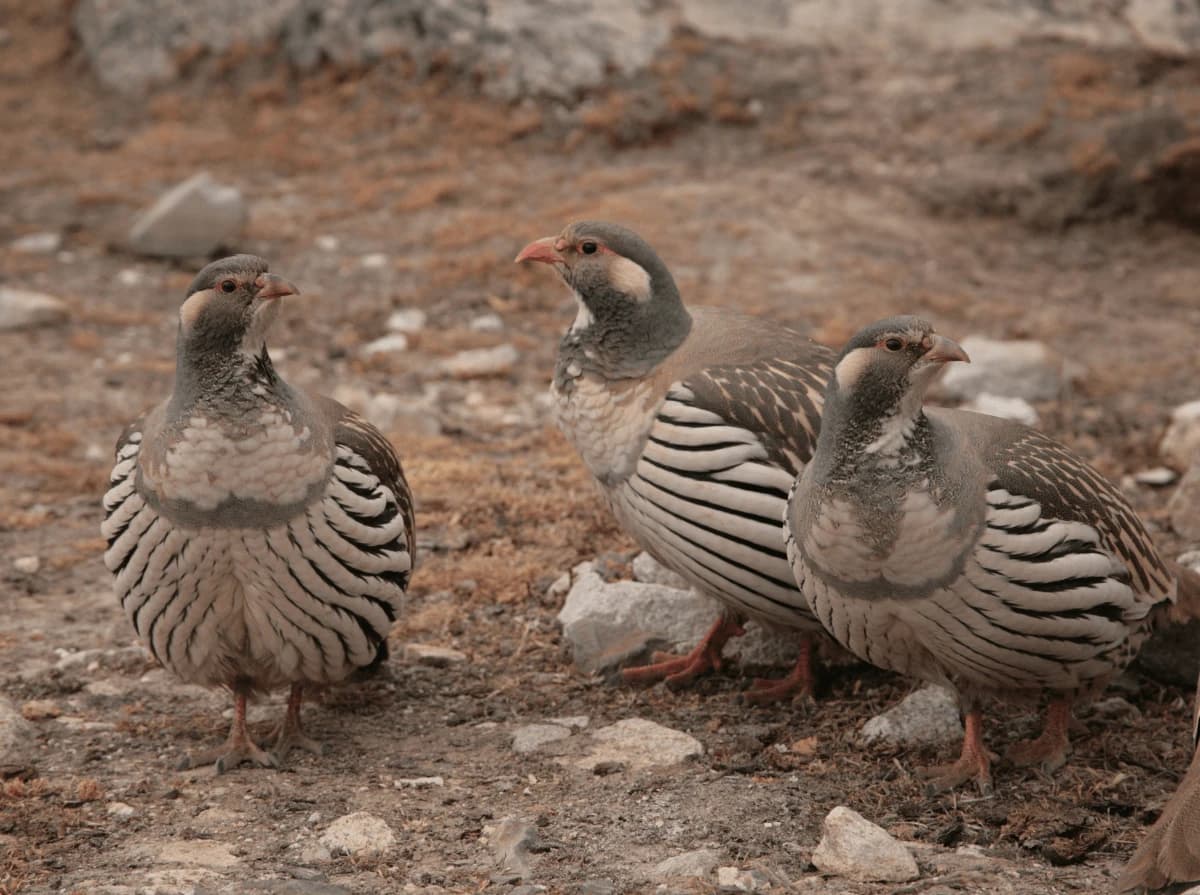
[101,223,1200,891]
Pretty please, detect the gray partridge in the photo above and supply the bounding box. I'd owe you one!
[516,221,833,702]
[101,255,414,772]
[786,316,1176,792]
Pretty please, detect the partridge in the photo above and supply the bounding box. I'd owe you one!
[1119,564,1200,892]
[787,315,1176,792]
[101,255,414,772]
[516,221,833,701]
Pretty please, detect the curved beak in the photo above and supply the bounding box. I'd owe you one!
[255,273,299,301]
[515,236,566,266]
[925,333,970,365]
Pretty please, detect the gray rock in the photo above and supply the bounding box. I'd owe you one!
[631,552,690,590]
[1168,463,1200,541]
[936,336,1064,402]
[511,723,572,754]
[811,806,919,883]
[558,561,718,671]
[244,882,351,895]
[0,697,37,772]
[128,172,246,258]
[440,344,519,379]
[860,685,963,748]
[10,232,61,254]
[393,775,444,788]
[573,718,703,772]
[1125,0,1200,55]
[0,288,69,331]
[725,619,803,669]
[715,866,774,892]
[386,308,427,333]
[318,812,395,858]
[962,393,1040,427]
[653,847,721,880]
[1135,552,1200,687]
[1161,399,1200,471]
[491,815,542,878]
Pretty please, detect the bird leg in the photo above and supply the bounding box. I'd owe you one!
[920,708,994,794]
[621,616,745,690]
[743,636,815,705]
[177,687,278,774]
[270,684,326,763]
[1006,699,1071,773]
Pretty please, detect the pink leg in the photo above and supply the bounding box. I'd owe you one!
[743,636,815,705]
[621,616,745,689]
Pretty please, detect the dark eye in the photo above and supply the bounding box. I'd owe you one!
[580,240,598,255]
[884,338,904,351]
[220,279,237,293]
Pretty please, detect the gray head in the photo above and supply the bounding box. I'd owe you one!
[171,255,299,405]
[515,221,692,376]
[814,316,969,466]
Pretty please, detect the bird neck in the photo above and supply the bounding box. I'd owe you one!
[812,386,934,486]
[557,289,693,382]
[168,342,293,419]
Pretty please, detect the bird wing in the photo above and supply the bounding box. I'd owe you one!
[976,420,1174,603]
[616,352,832,625]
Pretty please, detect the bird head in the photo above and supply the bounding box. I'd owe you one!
[515,221,688,340]
[830,316,969,423]
[177,254,298,361]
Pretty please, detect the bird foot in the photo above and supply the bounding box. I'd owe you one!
[271,728,326,763]
[1005,735,1068,773]
[620,617,745,691]
[740,643,815,706]
[177,734,278,774]
[919,752,994,795]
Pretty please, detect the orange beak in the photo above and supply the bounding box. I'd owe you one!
[515,236,566,266]
[255,273,299,301]
[925,333,969,365]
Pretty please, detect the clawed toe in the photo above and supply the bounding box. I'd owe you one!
[177,737,278,774]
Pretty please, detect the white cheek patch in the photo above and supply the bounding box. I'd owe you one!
[569,289,594,332]
[833,348,872,391]
[608,255,653,302]
[179,290,213,329]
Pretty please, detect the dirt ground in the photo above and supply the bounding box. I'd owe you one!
[3,3,1200,894]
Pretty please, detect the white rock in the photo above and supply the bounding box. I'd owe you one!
[0,697,37,770]
[116,268,144,286]
[716,866,772,891]
[152,839,241,868]
[511,723,572,754]
[314,234,340,252]
[11,232,61,254]
[936,336,1063,402]
[13,556,40,574]
[631,552,690,589]
[491,815,541,878]
[106,801,136,819]
[547,715,589,730]
[1134,466,1178,486]
[440,344,519,379]
[469,312,504,332]
[361,333,410,355]
[545,571,571,599]
[1168,463,1200,541]
[1161,399,1200,471]
[653,847,721,879]
[860,685,963,747]
[394,775,444,788]
[574,718,703,771]
[404,643,468,667]
[128,172,245,258]
[1126,0,1200,55]
[811,806,919,883]
[0,287,69,330]
[387,308,428,333]
[319,812,396,858]
[360,252,389,269]
[962,393,1039,426]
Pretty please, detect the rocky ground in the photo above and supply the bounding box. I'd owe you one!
[4,2,1200,894]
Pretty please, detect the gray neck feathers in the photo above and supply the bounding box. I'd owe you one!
[168,328,292,420]
[558,281,692,382]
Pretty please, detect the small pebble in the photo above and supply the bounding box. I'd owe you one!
[13,556,40,574]
[394,776,444,788]
[360,253,389,269]
[387,309,427,333]
[315,235,340,252]
[106,802,136,820]
[361,333,410,356]
[11,232,61,254]
[1134,467,1178,487]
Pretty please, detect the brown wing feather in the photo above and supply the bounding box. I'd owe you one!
[680,350,833,476]
[318,396,417,564]
[984,425,1173,599]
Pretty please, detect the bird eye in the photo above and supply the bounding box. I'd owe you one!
[580,240,598,255]
[884,337,904,351]
[220,279,237,293]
